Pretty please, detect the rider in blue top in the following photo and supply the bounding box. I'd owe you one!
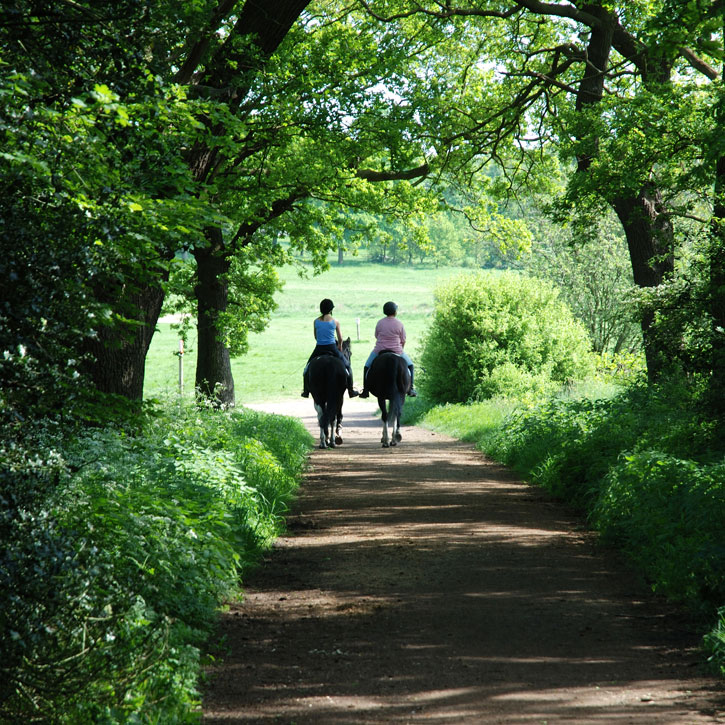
[302,298,359,398]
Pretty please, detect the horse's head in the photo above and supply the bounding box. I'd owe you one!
[341,337,352,361]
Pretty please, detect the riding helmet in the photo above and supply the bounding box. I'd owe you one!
[383,301,398,316]
[320,298,334,314]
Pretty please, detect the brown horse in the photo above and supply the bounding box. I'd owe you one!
[306,338,352,449]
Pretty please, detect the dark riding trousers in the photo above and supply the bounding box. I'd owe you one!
[307,344,353,378]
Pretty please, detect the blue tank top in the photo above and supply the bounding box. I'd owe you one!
[315,318,336,345]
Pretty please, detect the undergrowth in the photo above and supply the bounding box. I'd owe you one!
[0,400,313,723]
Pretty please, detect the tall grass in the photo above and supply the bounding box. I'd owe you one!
[145,260,470,401]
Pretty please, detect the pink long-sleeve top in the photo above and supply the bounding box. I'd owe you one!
[373,316,406,354]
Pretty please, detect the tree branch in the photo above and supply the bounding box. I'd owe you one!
[679,46,719,81]
[355,163,430,182]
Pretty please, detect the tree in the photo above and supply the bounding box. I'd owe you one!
[521,211,641,355]
[1,1,216,413]
[358,0,722,382]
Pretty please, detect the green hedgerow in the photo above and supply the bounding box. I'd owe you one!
[0,400,313,723]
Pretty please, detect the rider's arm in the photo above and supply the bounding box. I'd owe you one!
[335,319,343,349]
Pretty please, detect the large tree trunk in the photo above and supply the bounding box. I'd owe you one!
[193,228,234,406]
[85,281,165,401]
[612,185,675,378]
[181,1,311,405]
[573,9,674,380]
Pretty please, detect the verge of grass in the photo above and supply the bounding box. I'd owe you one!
[410,396,517,449]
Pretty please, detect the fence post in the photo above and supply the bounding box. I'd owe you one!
[178,339,184,394]
[356,317,360,341]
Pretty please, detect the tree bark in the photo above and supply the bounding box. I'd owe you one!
[85,280,166,401]
[612,186,675,378]
[193,227,234,406]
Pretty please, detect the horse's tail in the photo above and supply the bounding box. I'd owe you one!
[310,356,346,429]
[389,358,409,421]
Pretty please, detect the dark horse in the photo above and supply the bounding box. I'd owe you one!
[366,351,411,447]
[306,337,351,449]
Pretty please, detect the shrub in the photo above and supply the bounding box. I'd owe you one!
[593,452,725,611]
[419,271,594,404]
[0,401,312,723]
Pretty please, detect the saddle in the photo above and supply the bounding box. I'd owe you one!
[311,349,338,359]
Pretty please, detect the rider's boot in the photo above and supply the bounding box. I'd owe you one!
[358,366,370,398]
[301,374,309,398]
[407,365,417,397]
[346,369,359,398]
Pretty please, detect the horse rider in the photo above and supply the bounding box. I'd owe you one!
[301,298,359,398]
[359,301,417,398]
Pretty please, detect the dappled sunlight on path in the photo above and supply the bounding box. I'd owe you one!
[203,399,724,724]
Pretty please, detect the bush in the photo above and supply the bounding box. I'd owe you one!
[419,271,594,404]
[593,451,725,611]
[0,401,312,723]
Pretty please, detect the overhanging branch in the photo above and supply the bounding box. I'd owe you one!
[355,162,430,182]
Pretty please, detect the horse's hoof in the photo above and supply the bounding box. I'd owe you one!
[381,441,389,448]
[334,435,343,445]
[319,444,326,449]
[395,432,402,442]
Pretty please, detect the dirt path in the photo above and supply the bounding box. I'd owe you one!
[202,399,724,724]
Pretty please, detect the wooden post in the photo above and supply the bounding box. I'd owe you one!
[178,339,184,394]
[356,317,360,341]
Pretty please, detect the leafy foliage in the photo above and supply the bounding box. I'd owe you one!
[521,210,642,355]
[0,401,312,723]
[419,271,594,404]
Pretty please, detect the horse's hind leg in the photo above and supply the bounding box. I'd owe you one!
[314,403,328,448]
[390,398,402,445]
[380,401,390,447]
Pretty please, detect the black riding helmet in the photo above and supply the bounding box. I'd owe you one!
[320,298,334,314]
[383,301,398,316]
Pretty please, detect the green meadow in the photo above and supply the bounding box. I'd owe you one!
[145,260,470,402]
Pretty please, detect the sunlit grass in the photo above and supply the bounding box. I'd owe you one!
[415,397,519,448]
[145,259,471,402]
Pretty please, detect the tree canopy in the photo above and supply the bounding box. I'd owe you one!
[3,0,725,417]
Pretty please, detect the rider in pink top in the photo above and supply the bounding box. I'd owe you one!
[373,315,406,354]
[359,301,417,398]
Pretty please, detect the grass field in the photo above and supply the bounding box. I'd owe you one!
[144,259,471,403]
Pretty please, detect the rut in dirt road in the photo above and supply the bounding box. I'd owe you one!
[202,401,724,724]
